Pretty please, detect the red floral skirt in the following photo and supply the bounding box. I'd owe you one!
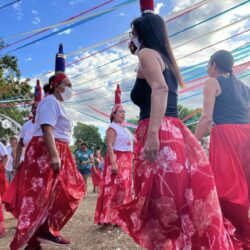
[111,117,239,250]
[0,196,6,236]
[3,161,26,219]
[210,124,250,248]
[0,164,8,197]
[91,167,101,187]
[94,151,133,224]
[10,137,86,250]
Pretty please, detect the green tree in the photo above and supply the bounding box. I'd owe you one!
[0,39,33,138]
[73,122,105,152]
[178,105,202,133]
[127,118,139,134]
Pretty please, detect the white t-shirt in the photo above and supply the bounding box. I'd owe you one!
[108,122,133,152]
[33,95,72,143]
[0,142,8,158]
[20,119,36,146]
[6,145,13,171]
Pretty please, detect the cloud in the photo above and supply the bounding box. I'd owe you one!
[155,2,166,14]
[25,57,32,61]
[69,0,83,6]
[13,1,23,20]
[120,13,125,16]
[58,28,72,35]
[28,0,250,128]
[31,10,38,15]
[32,16,41,25]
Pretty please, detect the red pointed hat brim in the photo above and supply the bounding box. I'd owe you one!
[140,0,154,13]
[114,84,121,105]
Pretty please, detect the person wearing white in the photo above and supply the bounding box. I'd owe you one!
[0,142,8,166]
[14,102,37,172]
[33,94,72,143]
[0,141,8,196]
[6,136,17,183]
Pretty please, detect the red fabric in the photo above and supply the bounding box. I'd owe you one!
[91,167,101,187]
[2,161,26,219]
[0,163,8,197]
[111,117,240,250]
[94,151,133,224]
[0,196,6,236]
[51,73,67,87]
[140,0,154,13]
[209,124,250,249]
[34,79,42,102]
[10,137,86,250]
[111,84,123,114]
[115,84,121,105]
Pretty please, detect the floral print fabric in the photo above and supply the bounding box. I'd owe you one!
[94,151,133,224]
[111,117,239,250]
[10,137,86,250]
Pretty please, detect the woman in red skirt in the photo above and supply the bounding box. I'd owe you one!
[0,196,6,237]
[3,101,38,219]
[0,141,8,197]
[195,50,250,248]
[10,72,86,250]
[94,84,133,226]
[91,146,103,192]
[111,1,239,249]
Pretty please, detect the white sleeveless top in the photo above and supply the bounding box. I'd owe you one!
[109,122,133,152]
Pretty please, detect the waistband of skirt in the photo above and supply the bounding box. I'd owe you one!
[32,136,68,145]
[113,150,133,154]
[138,116,180,126]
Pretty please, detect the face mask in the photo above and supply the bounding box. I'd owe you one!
[61,86,73,101]
[129,37,142,55]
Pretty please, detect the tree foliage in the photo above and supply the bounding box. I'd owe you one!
[178,105,202,133]
[73,122,105,151]
[0,39,33,138]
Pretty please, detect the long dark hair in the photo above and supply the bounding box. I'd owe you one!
[48,75,56,94]
[132,13,184,88]
[210,50,249,110]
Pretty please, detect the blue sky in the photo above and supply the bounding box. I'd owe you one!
[0,0,172,76]
[0,0,249,137]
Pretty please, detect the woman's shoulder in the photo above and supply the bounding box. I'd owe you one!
[204,77,221,86]
[138,48,158,58]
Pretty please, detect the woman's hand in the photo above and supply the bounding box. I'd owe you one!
[50,154,61,173]
[111,162,118,174]
[143,133,160,162]
[13,162,20,174]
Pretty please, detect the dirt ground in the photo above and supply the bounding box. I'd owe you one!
[0,183,143,250]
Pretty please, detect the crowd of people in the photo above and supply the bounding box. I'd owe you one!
[0,0,249,249]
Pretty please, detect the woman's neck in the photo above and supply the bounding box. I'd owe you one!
[53,92,63,102]
[113,121,124,126]
[214,72,229,78]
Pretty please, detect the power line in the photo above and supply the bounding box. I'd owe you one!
[0,0,20,10]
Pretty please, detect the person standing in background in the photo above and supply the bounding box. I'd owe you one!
[3,101,39,219]
[94,85,133,226]
[0,141,7,237]
[75,142,94,188]
[0,140,8,196]
[91,146,103,193]
[5,136,18,183]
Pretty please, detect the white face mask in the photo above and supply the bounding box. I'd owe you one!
[61,86,73,101]
[129,37,142,55]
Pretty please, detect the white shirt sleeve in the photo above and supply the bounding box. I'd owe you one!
[20,121,28,139]
[37,98,59,127]
[0,142,8,156]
